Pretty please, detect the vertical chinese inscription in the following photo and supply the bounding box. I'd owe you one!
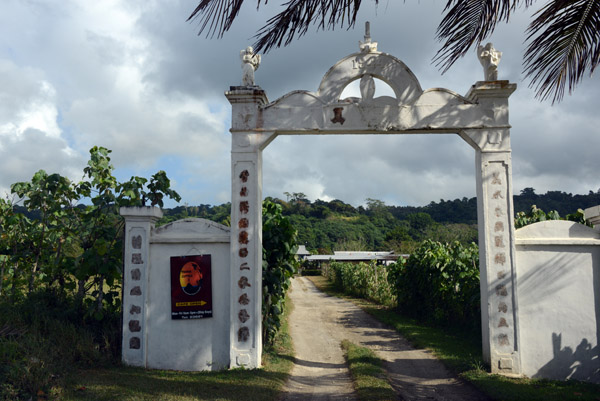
[236,168,252,345]
[487,161,512,350]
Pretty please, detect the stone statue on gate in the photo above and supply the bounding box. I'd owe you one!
[240,46,261,86]
[478,43,502,81]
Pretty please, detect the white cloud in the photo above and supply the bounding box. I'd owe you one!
[0,0,597,208]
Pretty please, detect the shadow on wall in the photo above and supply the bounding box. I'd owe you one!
[535,334,600,383]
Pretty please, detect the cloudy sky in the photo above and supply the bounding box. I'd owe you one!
[1,0,598,208]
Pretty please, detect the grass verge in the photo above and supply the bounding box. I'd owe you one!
[341,340,396,401]
[58,300,295,401]
[308,275,600,401]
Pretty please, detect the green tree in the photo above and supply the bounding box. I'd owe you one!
[262,200,298,345]
[189,0,599,102]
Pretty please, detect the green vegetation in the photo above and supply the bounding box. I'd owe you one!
[341,340,396,401]
[394,240,480,328]
[325,261,396,307]
[262,200,299,345]
[158,188,600,255]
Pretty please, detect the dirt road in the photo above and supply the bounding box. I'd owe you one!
[279,276,489,401]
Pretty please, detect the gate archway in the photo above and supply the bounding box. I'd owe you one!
[226,30,519,375]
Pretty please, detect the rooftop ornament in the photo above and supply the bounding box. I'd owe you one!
[478,43,502,81]
[240,46,261,86]
[359,21,378,53]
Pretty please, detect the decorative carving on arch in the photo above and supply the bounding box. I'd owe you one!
[317,52,423,104]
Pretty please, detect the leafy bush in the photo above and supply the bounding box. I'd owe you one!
[262,200,298,345]
[515,204,589,228]
[393,240,480,327]
[0,291,120,399]
[326,261,397,307]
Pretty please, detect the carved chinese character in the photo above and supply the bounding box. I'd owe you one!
[240,187,248,197]
[131,268,141,280]
[132,253,143,264]
[491,172,502,185]
[238,309,250,323]
[130,286,142,296]
[129,337,141,349]
[130,305,141,314]
[240,262,250,270]
[494,207,503,217]
[132,235,142,249]
[492,190,504,199]
[238,326,250,342]
[498,318,509,328]
[494,253,506,265]
[238,218,249,229]
[239,170,249,183]
[129,320,141,332]
[494,236,505,248]
[498,302,508,313]
[239,293,250,305]
[238,276,251,289]
[239,248,248,258]
[239,231,249,244]
[496,284,508,296]
[240,201,249,214]
[498,333,510,346]
[494,222,504,232]
[497,270,507,279]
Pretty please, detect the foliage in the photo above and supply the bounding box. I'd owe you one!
[262,200,299,345]
[515,204,590,229]
[393,240,480,327]
[0,292,120,400]
[160,189,599,255]
[189,0,600,102]
[0,147,180,399]
[325,261,396,307]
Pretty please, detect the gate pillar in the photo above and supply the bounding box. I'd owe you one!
[226,86,276,368]
[464,81,521,375]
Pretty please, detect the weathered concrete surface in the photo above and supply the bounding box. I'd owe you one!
[280,277,490,401]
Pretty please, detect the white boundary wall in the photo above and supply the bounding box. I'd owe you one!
[121,207,231,371]
[515,220,600,382]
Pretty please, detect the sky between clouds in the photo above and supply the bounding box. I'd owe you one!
[1,0,598,208]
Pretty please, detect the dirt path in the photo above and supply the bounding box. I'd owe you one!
[279,277,490,401]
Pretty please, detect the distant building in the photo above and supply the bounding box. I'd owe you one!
[300,250,407,268]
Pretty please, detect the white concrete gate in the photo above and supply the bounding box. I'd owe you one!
[227,29,521,375]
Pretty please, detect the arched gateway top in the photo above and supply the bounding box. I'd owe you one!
[228,37,515,136]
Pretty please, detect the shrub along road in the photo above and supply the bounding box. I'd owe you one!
[281,277,490,400]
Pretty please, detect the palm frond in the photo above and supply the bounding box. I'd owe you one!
[188,0,372,53]
[523,0,600,103]
[187,0,256,39]
[434,0,530,73]
[252,0,367,52]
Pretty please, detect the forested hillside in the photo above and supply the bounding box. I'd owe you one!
[161,189,600,254]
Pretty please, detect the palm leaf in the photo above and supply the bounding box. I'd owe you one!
[523,0,600,102]
[252,0,366,52]
[433,0,531,73]
[187,0,252,39]
[188,0,372,53]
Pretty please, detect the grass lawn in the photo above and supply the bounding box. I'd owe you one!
[57,302,295,401]
[308,275,600,401]
[341,340,396,401]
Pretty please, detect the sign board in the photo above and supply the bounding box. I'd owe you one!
[170,255,213,319]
